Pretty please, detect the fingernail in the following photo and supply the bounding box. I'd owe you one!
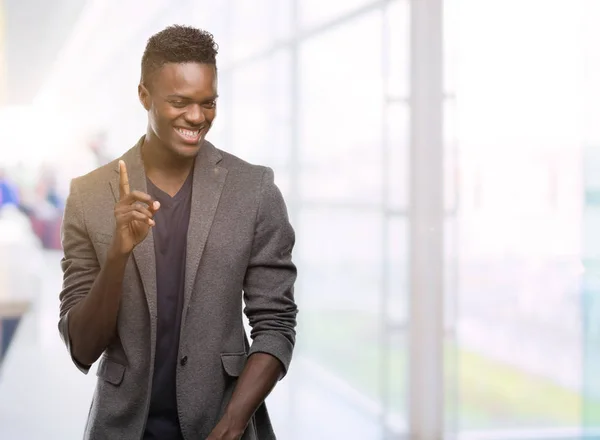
[154,201,160,209]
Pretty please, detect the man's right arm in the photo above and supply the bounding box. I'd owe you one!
[59,162,157,371]
[58,180,129,371]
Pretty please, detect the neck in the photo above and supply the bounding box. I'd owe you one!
[141,131,195,181]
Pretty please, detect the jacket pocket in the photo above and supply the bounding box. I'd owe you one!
[96,357,126,385]
[220,352,247,377]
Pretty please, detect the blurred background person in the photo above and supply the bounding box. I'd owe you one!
[0,168,19,209]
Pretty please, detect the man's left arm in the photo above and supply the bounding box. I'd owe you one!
[208,167,298,440]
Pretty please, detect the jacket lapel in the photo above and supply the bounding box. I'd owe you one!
[107,138,227,330]
[109,137,158,323]
[182,141,228,317]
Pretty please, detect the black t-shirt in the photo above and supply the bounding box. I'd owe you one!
[143,170,193,440]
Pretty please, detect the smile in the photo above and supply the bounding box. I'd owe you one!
[175,127,200,138]
[174,127,203,143]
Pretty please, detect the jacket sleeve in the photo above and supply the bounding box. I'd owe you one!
[57,178,100,374]
[243,167,298,377]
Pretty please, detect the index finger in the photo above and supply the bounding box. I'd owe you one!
[119,160,130,200]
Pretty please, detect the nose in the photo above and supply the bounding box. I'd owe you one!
[184,103,206,125]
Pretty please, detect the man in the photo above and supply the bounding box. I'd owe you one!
[58,25,298,440]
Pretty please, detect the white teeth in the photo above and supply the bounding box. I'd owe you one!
[176,128,200,138]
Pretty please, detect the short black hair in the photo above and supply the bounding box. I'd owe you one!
[141,25,218,86]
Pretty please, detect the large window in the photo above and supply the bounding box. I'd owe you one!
[220,1,411,438]
[451,0,589,435]
[582,0,600,434]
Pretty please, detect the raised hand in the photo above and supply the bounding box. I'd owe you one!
[111,160,160,256]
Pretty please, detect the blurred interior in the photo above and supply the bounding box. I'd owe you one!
[0,0,599,439]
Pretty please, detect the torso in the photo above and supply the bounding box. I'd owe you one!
[143,168,194,440]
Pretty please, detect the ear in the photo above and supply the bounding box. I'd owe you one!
[138,83,151,111]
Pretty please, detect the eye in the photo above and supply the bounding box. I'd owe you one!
[170,100,187,108]
[204,101,216,109]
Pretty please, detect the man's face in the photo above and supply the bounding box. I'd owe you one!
[139,62,218,159]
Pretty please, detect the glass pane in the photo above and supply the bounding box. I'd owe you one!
[299,11,383,205]
[229,51,291,169]
[454,0,584,433]
[582,230,600,431]
[384,330,408,435]
[298,0,376,29]
[445,217,459,332]
[445,332,460,435]
[229,0,293,62]
[455,147,583,431]
[583,0,600,147]
[383,217,408,434]
[444,0,458,95]
[386,217,408,325]
[386,104,409,211]
[445,216,460,436]
[297,207,383,409]
[583,1,600,432]
[385,0,410,99]
[445,99,458,214]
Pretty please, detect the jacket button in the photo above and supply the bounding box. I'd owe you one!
[180,356,188,366]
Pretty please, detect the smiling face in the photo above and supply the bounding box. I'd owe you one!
[139,62,218,159]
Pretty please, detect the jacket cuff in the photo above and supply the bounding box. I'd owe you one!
[248,332,294,378]
[58,311,91,375]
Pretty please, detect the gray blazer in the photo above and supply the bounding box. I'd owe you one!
[58,137,298,440]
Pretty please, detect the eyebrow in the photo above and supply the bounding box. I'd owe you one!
[166,94,219,103]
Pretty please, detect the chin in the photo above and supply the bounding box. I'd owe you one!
[172,143,201,159]
[166,132,204,157]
